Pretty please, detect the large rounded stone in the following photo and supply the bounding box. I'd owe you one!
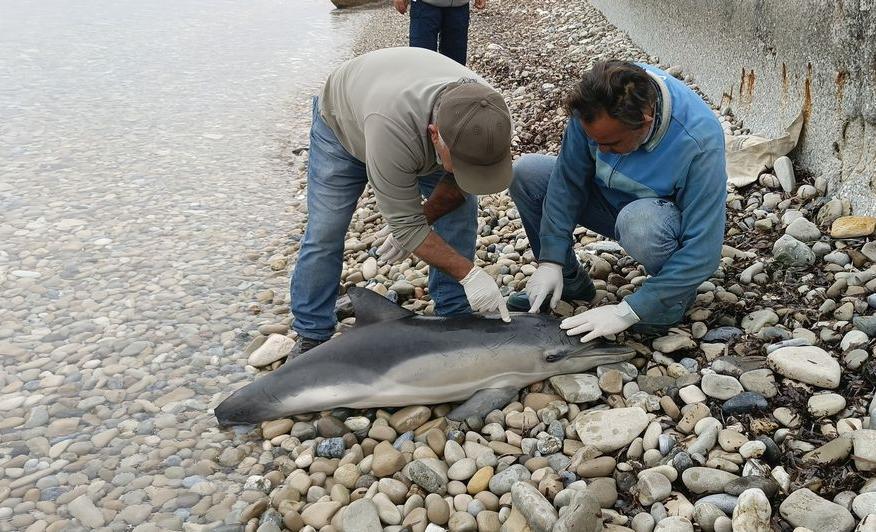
[731,488,771,532]
[767,346,841,388]
[779,488,855,532]
[573,407,649,452]
[511,481,558,532]
[681,468,739,495]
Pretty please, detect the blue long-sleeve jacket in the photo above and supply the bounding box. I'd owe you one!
[539,64,727,325]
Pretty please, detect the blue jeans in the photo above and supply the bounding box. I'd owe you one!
[409,1,470,65]
[510,154,684,308]
[290,98,477,341]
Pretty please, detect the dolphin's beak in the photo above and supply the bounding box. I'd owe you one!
[544,340,634,362]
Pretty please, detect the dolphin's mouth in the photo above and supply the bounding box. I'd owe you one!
[544,340,634,362]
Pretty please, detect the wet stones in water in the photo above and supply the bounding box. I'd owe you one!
[316,437,345,458]
[722,392,768,416]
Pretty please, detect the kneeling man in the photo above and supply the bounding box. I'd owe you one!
[508,61,727,341]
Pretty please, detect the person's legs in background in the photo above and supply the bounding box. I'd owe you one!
[409,1,442,53]
[438,3,470,65]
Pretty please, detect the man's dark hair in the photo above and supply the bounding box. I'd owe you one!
[565,61,658,129]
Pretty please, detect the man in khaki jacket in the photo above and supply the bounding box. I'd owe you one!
[290,47,513,355]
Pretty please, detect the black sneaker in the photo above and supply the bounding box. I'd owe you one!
[288,337,325,359]
[507,265,596,312]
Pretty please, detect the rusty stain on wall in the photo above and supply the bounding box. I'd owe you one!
[802,62,813,124]
[836,69,848,112]
[739,67,756,106]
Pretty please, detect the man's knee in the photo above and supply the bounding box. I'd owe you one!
[615,198,681,274]
[510,154,551,203]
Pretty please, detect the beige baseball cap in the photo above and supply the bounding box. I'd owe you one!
[436,82,513,195]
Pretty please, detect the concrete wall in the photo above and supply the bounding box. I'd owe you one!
[591,0,876,214]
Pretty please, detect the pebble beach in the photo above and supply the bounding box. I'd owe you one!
[3,1,876,531]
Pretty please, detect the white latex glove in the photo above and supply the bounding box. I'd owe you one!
[560,301,640,343]
[460,266,511,322]
[526,262,564,313]
[375,226,411,264]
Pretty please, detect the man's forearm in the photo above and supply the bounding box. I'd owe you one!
[413,231,472,280]
[424,174,467,225]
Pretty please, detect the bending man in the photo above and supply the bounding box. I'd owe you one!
[508,61,727,341]
[291,47,513,355]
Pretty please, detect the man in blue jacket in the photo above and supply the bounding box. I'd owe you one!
[507,61,727,341]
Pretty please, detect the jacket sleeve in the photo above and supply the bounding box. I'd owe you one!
[538,117,596,265]
[624,146,727,324]
[364,115,432,253]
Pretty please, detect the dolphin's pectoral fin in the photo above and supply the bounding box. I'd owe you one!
[447,387,520,421]
[347,287,415,326]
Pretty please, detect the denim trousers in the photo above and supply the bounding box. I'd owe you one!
[290,98,477,341]
[409,1,470,65]
[509,153,683,281]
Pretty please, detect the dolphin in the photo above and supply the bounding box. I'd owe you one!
[215,287,635,426]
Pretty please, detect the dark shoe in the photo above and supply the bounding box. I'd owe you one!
[289,337,325,358]
[507,265,596,312]
[629,322,671,338]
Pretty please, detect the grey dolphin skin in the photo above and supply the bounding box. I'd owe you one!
[214,287,635,426]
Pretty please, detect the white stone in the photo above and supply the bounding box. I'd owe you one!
[638,471,672,506]
[654,516,694,532]
[362,257,378,280]
[678,385,706,405]
[68,495,106,528]
[853,430,876,472]
[549,374,601,404]
[652,334,696,353]
[574,407,649,452]
[852,492,876,520]
[732,488,771,532]
[785,217,821,242]
[841,330,870,351]
[807,393,847,417]
[700,374,744,400]
[779,488,855,532]
[767,346,841,389]
[247,333,296,367]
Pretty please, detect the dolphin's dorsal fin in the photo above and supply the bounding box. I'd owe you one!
[347,287,415,326]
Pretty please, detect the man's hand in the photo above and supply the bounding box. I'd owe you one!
[473,0,487,9]
[560,302,640,343]
[460,266,511,322]
[393,0,409,14]
[375,226,411,264]
[526,262,564,312]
